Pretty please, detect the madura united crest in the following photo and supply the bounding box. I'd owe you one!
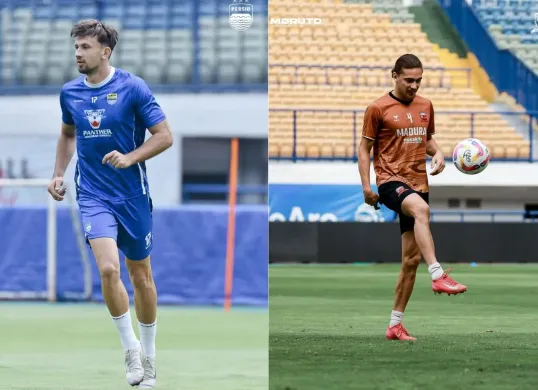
[229,0,253,31]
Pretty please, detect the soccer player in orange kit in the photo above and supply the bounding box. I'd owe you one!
[358,54,467,341]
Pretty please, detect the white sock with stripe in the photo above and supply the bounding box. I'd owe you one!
[428,262,444,280]
[139,320,157,358]
[112,310,140,351]
[389,310,404,328]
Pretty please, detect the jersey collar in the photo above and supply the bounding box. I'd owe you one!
[389,91,413,106]
[84,66,116,88]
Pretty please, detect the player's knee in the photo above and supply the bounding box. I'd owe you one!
[402,253,420,273]
[99,262,120,282]
[412,202,430,223]
[129,267,153,289]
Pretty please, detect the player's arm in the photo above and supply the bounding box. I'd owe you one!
[426,135,440,157]
[53,121,76,176]
[358,104,381,208]
[102,120,173,168]
[103,79,173,168]
[426,102,445,175]
[358,137,375,191]
[125,119,174,165]
[49,90,76,201]
[48,122,76,201]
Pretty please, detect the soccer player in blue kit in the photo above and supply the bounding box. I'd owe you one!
[47,20,173,388]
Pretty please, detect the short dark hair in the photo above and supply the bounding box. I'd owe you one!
[71,19,119,58]
[392,54,423,75]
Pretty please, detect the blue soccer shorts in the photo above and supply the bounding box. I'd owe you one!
[77,192,153,261]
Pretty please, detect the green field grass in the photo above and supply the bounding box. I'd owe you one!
[0,303,268,390]
[269,264,538,390]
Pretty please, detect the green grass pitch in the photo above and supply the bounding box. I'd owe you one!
[269,264,538,390]
[0,303,268,390]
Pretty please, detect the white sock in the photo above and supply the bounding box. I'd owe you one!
[389,310,403,327]
[112,310,140,351]
[428,262,444,280]
[139,320,157,358]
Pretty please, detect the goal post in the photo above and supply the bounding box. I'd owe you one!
[0,178,92,302]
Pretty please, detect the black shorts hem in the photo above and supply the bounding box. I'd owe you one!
[378,181,429,235]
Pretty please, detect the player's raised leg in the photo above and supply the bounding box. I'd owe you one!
[126,256,157,389]
[89,237,144,385]
[401,193,467,295]
[386,231,420,341]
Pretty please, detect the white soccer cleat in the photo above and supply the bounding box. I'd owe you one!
[138,356,157,389]
[124,347,144,386]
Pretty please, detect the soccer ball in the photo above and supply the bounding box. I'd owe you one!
[452,138,491,175]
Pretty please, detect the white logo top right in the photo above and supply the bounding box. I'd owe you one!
[229,0,253,31]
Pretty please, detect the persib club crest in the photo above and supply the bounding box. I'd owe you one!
[84,109,105,129]
[229,0,253,31]
[106,93,117,105]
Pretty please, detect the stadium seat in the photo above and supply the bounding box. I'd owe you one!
[0,0,267,86]
[268,0,530,160]
[474,1,538,74]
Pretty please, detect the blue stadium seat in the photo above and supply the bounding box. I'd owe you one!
[77,6,98,20]
[102,5,123,19]
[170,2,192,15]
[199,0,219,16]
[122,18,144,30]
[170,18,192,29]
[217,3,229,16]
[146,16,167,29]
[56,6,78,19]
[147,4,167,18]
[0,0,268,87]
[33,6,53,19]
[472,0,538,75]
[125,4,145,18]
[9,0,32,8]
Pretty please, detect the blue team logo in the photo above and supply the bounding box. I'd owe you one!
[106,93,117,105]
[229,0,253,31]
[84,109,105,129]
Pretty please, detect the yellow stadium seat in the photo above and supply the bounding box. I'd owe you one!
[268,2,524,159]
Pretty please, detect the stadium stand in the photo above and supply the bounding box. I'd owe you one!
[472,0,538,74]
[268,0,532,160]
[0,0,268,87]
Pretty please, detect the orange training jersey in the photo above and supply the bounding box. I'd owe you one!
[362,92,435,193]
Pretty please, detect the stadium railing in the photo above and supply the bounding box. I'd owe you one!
[269,108,538,162]
[270,64,473,88]
[438,0,538,113]
[430,209,538,222]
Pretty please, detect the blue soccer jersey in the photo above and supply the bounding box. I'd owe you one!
[59,67,166,200]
